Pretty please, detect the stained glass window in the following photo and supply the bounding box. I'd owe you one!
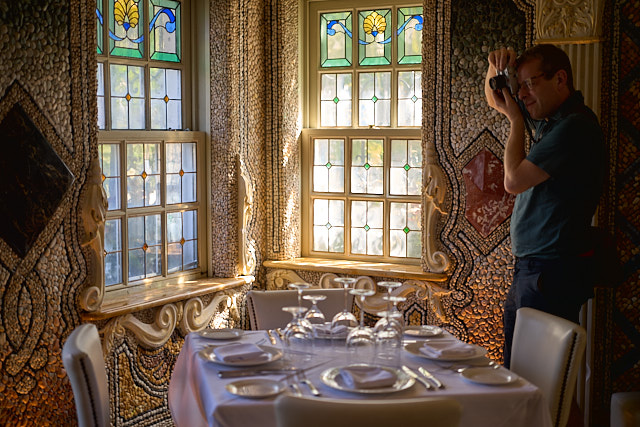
[320,12,352,67]
[358,9,391,66]
[97,63,106,129]
[351,138,383,194]
[104,219,122,286]
[99,143,121,210]
[313,199,345,253]
[390,202,421,257]
[397,7,423,64]
[167,210,197,273]
[97,0,104,54]
[398,71,422,126]
[126,143,161,208]
[351,200,383,255]
[320,73,352,127]
[110,64,145,129]
[128,214,162,281]
[149,0,181,62]
[358,72,391,127]
[150,67,182,129]
[390,139,422,196]
[109,0,145,58]
[313,139,344,193]
[166,142,196,204]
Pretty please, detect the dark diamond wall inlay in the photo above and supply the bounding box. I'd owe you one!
[0,103,74,257]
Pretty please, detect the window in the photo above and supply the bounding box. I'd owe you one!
[303,1,423,263]
[96,0,206,288]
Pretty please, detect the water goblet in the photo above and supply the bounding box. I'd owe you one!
[374,295,406,334]
[385,295,406,331]
[331,277,358,329]
[288,282,311,307]
[345,288,376,364]
[377,281,402,300]
[281,306,313,364]
[375,309,403,366]
[303,294,326,326]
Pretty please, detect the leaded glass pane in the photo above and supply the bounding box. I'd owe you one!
[389,202,421,258]
[149,0,181,62]
[358,9,391,66]
[320,11,352,68]
[167,210,198,273]
[127,213,162,281]
[109,0,144,58]
[104,219,122,286]
[358,72,390,127]
[320,73,352,127]
[351,200,383,255]
[313,138,344,193]
[97,63,106,129]
[351,139,383,194]
[97,0,104,54]
[126,143,161,208]
[150,68,182,129]
[397,7,423,64]
[99,143,121,210]
[313,199,344,253]
[166,142,196,204]
[390,139,422,195]
[398,71,422,126]
[110,64,145,129]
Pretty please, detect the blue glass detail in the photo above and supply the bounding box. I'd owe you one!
[327,20,352,38]
[397,15,423,34]
[96,8,103,25]
[105,7,175,44]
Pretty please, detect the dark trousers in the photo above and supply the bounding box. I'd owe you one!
[502,256,595,368]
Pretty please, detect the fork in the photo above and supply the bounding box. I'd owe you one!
[297,371,321,396]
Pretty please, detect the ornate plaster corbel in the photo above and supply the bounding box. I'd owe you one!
[178,293,232,334]
[266,269,306,290]
[424,154,451,273]
[101,303,178,355]
[318,273,339,288]
[79,156,108,311]
[238,157,257,276]
[536,0,604,43]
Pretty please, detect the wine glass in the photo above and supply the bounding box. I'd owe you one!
[281,306,313,364]
[375,309,403,366]
[374,295,405,334]
[377,281,401,299]
[331,277,358,329]
[303,294,326,326]
[289,282,311,306]
[346,288,376,363]
[385,295,406,332]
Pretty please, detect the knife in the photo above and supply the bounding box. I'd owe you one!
[218,368,297,378]
[418,366,444,389]
[401,365,433,390]
[266,330,277,345]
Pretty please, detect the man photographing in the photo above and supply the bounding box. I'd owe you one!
[485,44,605,368]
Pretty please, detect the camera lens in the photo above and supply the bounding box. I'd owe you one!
[489,75,508,90]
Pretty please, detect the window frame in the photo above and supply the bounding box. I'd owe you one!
[302,0,423,265]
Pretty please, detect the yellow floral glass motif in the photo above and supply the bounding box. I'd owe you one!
[114,0,139,30]
[363,11,386,36]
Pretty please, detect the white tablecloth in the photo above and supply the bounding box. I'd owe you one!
[169,331,552,427]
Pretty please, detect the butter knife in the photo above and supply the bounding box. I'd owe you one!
[218,368,296,378]
[418,366,444,389]
[401,365,433,390]
[266,330,277,345]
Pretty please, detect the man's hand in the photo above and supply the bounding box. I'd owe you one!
[485,47,521,122]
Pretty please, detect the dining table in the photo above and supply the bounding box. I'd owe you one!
[168,327,552,427]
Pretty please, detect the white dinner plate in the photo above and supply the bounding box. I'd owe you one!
[225,378,286,399]
[198,328,244,340]
[461,367,519,385]
[198,345,283,367]
[403,325,443,338]
[320,364,415,394]
[404,341,487,362]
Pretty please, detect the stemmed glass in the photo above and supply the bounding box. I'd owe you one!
[281,306,313,364]
[331,277,358,329]
[303,294,326,326]
[375,309,403,366]
[289,282,311,306]
[346,288,376,363]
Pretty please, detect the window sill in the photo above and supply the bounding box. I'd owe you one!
[82,276,254,321]
[263,257,448,282]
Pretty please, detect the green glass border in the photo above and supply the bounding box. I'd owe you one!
[97,0,103,54]
[149,0,181,62]
[109,0,145,59]
[358,9,391,66]
[397,6,422,65]
[320,11,352,68]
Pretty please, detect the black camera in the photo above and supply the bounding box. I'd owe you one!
[489,66,518,96]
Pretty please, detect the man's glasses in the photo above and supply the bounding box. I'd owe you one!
[519,73,545,91]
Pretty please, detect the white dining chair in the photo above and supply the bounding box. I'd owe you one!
[510,307,587,427]
[62,323,110,427]
[274,395,462,427]
[246,288,353,330]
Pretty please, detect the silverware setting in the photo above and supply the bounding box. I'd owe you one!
[417,366,445,389]
[266,330,277,345]
[217,367,297,379]
[401,365,433,390]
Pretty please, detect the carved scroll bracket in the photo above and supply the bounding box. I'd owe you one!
[266,269,306,290]
[178,293,232,335]
[424,161,451,273]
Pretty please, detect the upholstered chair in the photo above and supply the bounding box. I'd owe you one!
[510,307,587,427]
[274,395,462,427]
[62,323,110,427]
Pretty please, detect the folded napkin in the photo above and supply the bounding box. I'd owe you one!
[213,343,270,363]
[339,366,397,389]
[419,340,477,359]
[315,324,348,337]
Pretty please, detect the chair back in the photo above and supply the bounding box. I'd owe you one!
[274,395,462,427]
[246,288,354,330]
[511,307,586,427]
[62,323,110,427]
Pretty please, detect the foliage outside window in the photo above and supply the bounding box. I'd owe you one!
[96,0,205,288]
[304,1,423,263]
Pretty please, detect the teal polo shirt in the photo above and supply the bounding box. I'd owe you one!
[511,91,605,258]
